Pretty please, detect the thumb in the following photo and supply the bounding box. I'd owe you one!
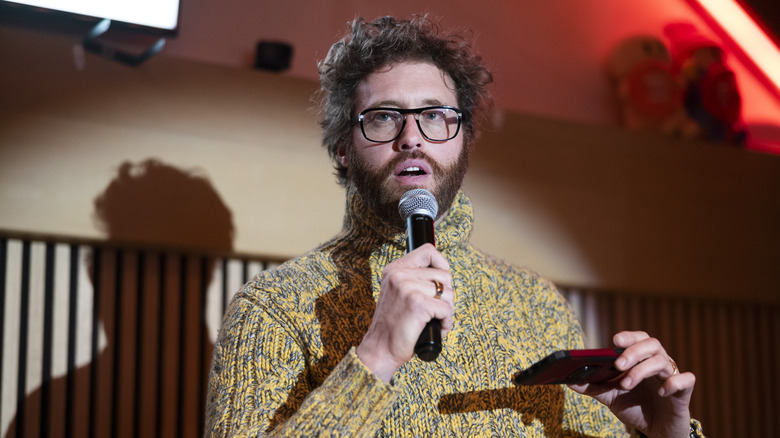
[567,383,588,394]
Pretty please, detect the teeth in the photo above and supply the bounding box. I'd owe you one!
[405,167,421,172]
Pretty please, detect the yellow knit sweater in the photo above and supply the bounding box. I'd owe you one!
[205,189,636,437]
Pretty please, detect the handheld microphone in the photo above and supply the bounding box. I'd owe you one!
[398,189,441,362]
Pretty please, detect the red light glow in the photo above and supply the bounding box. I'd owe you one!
[688,0,780,100]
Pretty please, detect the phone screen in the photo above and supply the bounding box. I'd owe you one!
[513,348,625,385]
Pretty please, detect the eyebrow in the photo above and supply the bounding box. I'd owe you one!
[367,98,447,108]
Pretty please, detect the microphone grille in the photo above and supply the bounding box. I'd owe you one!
[398,189,438,220]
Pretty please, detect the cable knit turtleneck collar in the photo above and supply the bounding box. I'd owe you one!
[329,185,474,256]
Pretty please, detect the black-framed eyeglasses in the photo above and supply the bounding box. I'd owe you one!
[355,106,463,143]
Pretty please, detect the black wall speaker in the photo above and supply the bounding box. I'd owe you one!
[255,41,293,72]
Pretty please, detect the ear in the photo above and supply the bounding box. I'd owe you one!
[336,142,348,168]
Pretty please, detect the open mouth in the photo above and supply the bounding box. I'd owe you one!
[398,166,427,177]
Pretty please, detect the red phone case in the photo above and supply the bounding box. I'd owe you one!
[513,348,625,385]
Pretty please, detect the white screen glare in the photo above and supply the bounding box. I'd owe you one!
[6,0,179,30]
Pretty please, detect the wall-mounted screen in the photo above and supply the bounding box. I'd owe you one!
[0,0,180,35]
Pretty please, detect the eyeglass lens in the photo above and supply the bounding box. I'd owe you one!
[361,107,460,142]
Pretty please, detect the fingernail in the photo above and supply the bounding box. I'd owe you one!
[658,387,667,397]
[622,377,632,389]
[616,357,627,369]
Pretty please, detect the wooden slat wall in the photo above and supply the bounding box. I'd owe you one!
[0,237,273,438]
[2,236,777,437]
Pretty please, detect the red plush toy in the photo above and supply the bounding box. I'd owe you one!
[663,22,746,145]
[607,35,700,138]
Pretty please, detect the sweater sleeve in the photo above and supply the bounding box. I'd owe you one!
[204,294,399,437]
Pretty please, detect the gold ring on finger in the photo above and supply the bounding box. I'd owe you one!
[433,280,444,299]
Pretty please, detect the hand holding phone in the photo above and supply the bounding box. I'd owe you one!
[513,348,625,386]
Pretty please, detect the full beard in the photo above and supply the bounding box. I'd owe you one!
[345,147,470,232]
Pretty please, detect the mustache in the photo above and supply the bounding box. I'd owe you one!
[385,150,443,174]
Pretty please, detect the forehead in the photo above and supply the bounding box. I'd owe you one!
[355,62,457,110]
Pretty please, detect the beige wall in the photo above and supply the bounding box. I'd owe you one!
[2,26,779,303]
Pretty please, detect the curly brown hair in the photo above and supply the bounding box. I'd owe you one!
[316,15,494,185]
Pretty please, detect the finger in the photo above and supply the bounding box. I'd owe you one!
[425,279,454,312]
[440,312,454,337]
[405,243,451,271]
[613,330,650,348]
[431,279,455,339]
[663,356,680,380]
[427,275,455,302]
[615,335,666,372]
[566,383,588,394]
[619,352,669,390]
[392,263,452,301]
[381,264,449,298]
[432,279,445,299]
[402,276,454,316]
[658,371,696,397]
[423,288,455,337]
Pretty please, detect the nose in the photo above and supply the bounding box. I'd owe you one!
[396,114,424,150]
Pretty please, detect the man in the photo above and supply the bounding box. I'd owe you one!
[205,16,702,437]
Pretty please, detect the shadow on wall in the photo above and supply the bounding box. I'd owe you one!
[92,158,235,253]
[5,158,234,438]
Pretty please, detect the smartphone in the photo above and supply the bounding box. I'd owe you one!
[513,348,625,385]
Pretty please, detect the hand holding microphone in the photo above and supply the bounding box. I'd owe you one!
[355,189,452,381]
[398,189,444,362]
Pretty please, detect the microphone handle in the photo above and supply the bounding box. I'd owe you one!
[415,319,442,362]
[406,214,442,362]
